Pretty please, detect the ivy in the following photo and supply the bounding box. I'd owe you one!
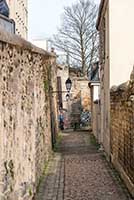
[29,188,32,196]
[44,80,49,93]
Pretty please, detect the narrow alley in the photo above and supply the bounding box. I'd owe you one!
[35,131,132,200]
[1,1,134,199]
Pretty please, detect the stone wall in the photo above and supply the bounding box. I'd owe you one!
[69,75,91,128]
[98,8,111,157]
[49,51,58,147]
[0,29,56,200]
[56,66,91,129]
[110,70,134,197]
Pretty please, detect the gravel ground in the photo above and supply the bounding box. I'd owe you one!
[35,131,133,200]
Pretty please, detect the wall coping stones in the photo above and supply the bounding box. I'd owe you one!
[0,27,55,57]
[130,66,134,80]
[111,66,134,94]
[110,81,129,94]
[110,85,118,93]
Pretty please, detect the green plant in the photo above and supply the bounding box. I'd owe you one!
[90,134,100,149]
[29,188,32,196]
[53,132,63,151]
[36,156,53,193]
[44,80,49,92]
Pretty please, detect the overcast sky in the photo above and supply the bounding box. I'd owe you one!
[28,0,100,40]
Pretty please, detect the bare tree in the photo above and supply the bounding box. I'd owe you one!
[51,0,98,74]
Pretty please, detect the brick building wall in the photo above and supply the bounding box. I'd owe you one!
[0,29,56,199]
[110,70,134,197]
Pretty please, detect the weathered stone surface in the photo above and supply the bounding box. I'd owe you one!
[0,30,56,199]
[56,66,91,129]
[35,131,132,200]
[110,76,134,197]
[69,75,91,127]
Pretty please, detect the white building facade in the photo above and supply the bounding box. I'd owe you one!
[7,0,28,39]
[97,0,134,157]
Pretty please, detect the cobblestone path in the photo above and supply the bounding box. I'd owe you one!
[35,131,133,200]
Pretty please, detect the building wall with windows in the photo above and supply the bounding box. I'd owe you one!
[7,0,28,39]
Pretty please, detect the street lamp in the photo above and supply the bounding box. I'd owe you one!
[65,78,72,92]
[65,93,70,101]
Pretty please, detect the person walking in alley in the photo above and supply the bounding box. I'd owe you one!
[59,111,64,130]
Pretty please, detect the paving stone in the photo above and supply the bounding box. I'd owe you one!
[35,131,133,200]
